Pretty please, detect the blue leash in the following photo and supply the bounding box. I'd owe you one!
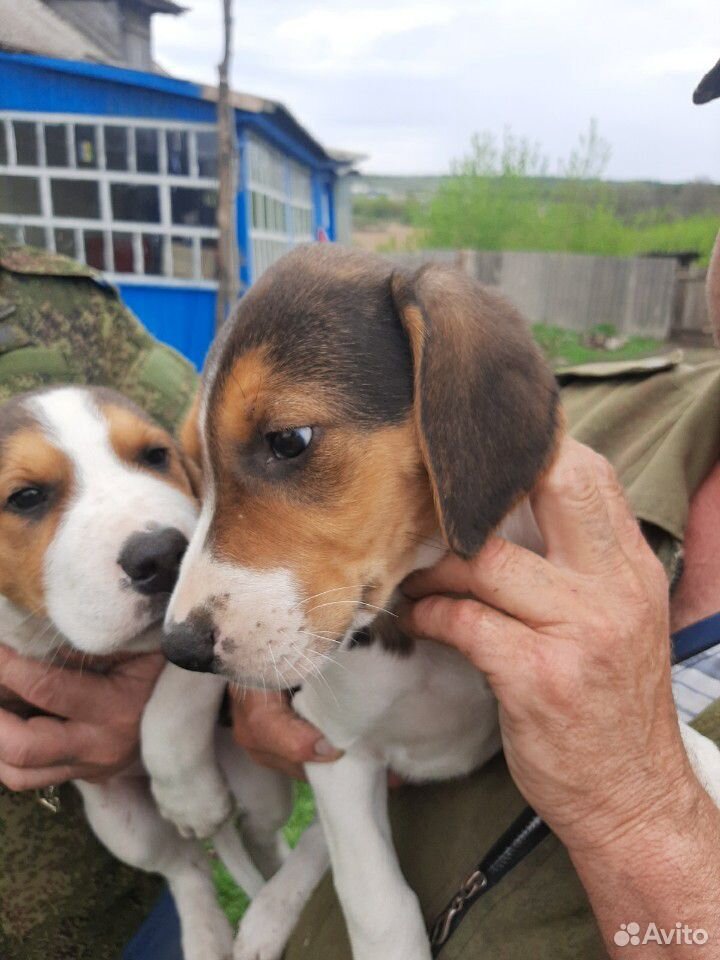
[430,611,720,955]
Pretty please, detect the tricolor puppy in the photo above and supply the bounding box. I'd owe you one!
[154,245,720,960]
[0,386,292,960]
[149,245,557,960]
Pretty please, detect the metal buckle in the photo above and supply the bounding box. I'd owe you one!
[36,785,61,814]
[429,869,487,952]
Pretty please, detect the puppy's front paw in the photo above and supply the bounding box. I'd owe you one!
[234,892,295,960]
[151,770,233,839]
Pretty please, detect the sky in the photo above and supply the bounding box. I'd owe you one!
[154,0,720,183]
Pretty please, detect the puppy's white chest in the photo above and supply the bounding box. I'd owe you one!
[294,638,500,781]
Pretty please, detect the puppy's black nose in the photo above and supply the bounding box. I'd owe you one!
[118,527,188,595]
[162,620,216,673]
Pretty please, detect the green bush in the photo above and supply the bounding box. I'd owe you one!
[416,123,718,264]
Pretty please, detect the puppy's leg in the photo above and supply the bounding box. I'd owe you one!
[234,819,329,960]
[307,754,431,960]
[76,778,233,960]
[142,663,234,838]
[212,817,265,898]
[216,727,293,880]
[681,722,720,806]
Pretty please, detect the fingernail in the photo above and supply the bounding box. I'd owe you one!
[314,737,343,760]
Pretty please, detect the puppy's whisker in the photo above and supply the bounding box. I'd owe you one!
[292,584,368,611]
[307,600,398,618]
[267,643,283,691]
[297,629,344,648]
[293,648,339,706]
[282,655,309,691]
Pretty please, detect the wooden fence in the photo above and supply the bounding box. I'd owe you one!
[388,249,710,342]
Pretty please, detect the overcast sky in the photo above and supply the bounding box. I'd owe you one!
[154,0,719,182]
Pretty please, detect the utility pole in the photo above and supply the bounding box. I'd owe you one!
[215,0,240,330]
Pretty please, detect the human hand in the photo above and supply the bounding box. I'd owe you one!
[0,647,164,789]
[231,688,343,780]
[401,436,700,856]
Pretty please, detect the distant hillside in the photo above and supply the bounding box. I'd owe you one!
[353,174,720,222]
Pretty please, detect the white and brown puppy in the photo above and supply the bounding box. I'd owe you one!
[152,246,720,960]
[0,385,291,960]
[151,246,558,960]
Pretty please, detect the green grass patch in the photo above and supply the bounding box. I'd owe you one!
[532,324,664,367]
[212,782,316,924]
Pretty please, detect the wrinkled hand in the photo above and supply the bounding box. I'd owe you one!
[231,688,342,779]
[401,436,696,855]
[0,647,164,790]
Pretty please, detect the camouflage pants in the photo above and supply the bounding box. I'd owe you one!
[0,784,161,960]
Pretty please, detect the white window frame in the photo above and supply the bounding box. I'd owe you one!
[0,111,221,289]
[247,134,314,280]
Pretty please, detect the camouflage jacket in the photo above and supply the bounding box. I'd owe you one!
[0,241,199,960]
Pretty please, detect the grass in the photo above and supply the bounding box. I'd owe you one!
[212,781,316,925]
[532,324,665,367]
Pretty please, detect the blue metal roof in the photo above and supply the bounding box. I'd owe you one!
[0,51,343,170]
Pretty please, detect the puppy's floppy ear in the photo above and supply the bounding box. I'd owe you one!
[391,265,560,557]
[177,389,204,498]
[694,57,720,104]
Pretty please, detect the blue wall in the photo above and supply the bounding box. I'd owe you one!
[118,284,215,370]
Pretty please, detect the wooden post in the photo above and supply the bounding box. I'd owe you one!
[215,0,240,330]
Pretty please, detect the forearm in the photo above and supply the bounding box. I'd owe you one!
[570,780,720,957]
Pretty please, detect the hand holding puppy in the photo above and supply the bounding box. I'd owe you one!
[0,649,163,790]
[401,436,720,953]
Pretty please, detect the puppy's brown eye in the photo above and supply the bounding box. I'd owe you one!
[139,446,170,470]
[267,427,313,460]
[6,486,48,514]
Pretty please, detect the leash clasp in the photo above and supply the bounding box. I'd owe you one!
[429,868,487,953]
[37,785,61,814]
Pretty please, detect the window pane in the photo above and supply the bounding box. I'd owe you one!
[112,232,134,272]
[24,226,46,248]
[136,129,159,173]
[84,230,105,270]
[105,127,129,172]
[166,130,189,176]
[142,234,163,275]
[111,183,160,223]
[13,122,38,166]
[251,192,263,229]
[0,124,7,166]
[54,228,76,258]
[0,175,41,214]
[196,131,218,178]
[75,125,97,169]
[44,124,69,167]
[171,236,193,278]
[0,224,21,243]
[201,238,218,280]
[170,187,217,227]
[51,179,100,219]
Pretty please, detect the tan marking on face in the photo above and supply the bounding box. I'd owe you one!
[100,404,194,499]
[0,428,72,612]
[210,350,436,641]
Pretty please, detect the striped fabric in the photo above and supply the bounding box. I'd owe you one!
[672,645,720,724]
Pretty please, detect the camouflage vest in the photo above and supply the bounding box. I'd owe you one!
[285,351,720,960]
[0,242,198,960]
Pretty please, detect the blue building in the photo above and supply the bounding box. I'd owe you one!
[0,1,357,367]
